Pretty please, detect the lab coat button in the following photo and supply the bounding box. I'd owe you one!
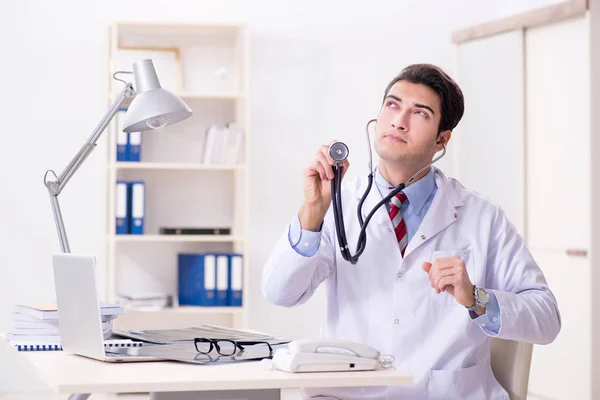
[394,319,399,324]
[388,228,392,233]
[421,235,426,240]
[454,213,458,219]
[481,323,486,327]
[397,272,402,278]
[493,317,498,322]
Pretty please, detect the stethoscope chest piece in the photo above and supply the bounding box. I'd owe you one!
[328,142,349,163]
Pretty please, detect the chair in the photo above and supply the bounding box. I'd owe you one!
[490,338,534,400]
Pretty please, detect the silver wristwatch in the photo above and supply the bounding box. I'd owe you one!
[467,286,490,312]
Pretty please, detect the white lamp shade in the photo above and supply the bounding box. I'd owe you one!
[122,88,193,132]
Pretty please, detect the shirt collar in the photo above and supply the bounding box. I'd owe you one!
[375,166,436,216]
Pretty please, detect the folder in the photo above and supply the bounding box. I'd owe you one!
[178,254,216,306]
[228,254,243,306]
[115,181,128,234]
[216,254,229,306]
[128,132,142,162]
[116,108,128,162]
[128,181,145,234]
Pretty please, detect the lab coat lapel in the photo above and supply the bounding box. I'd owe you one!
[404,169,464,256]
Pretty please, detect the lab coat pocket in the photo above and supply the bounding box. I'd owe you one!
[427,363,486,400]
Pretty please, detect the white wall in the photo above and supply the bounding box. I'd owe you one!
[0,0,562,395]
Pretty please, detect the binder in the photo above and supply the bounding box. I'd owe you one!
[204,254,217,306]
[178,254,198,306]
[128,181,145,234]
[128,132,142,162]
[178,254,216,306]
[115,181,128,234]
[228,254,243,307]
[216,254,229,306]
[116,109,128,162]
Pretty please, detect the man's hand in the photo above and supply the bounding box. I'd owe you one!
[299,140,350,231]
[422,256,482,314]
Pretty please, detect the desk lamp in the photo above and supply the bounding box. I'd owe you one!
[44,59,192,252]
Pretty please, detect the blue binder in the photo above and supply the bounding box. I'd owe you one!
[228,254,243,306]
[215,254,229,306]
[178,254,216,306]
[128,181,145,234]
[115,181,129,234]
[127,132,141,162]
[116,109,128,162]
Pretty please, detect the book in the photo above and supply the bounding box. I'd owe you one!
[11,319,113,335]
[11,312,117,323]
[13,302,124,321]
[7,321,112,342]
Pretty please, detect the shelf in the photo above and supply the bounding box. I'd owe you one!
[112,235,242,243]
[108,22,250,330]
[123,306,244,315]
[111,162,245,171]
[114,22,242,48]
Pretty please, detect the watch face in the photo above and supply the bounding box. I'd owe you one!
[476,288,490,303]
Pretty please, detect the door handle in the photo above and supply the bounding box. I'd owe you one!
[566,249,588,257]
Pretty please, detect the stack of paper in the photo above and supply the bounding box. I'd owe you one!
[113,324,288,345]
[6,302,124,343]
[116,293,177,311]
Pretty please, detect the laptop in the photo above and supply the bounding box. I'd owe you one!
[52,252,159,362]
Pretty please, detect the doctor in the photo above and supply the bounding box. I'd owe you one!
[262,63,561,399]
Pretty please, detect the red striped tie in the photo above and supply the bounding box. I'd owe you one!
[389,192,408,257]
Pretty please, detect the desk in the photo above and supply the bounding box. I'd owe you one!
[4,340,412,400]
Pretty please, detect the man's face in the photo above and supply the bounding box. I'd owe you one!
[374,80,447,167]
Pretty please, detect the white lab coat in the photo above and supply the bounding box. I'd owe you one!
[262,167,560,400]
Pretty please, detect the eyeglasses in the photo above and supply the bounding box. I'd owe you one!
[193,338,274,356]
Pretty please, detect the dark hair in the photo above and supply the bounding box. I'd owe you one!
[382,64,464,134]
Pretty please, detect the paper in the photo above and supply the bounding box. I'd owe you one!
[113,324,288,344]
[106,342,288,365]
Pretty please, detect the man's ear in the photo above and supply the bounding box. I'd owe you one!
[435,130,452,152]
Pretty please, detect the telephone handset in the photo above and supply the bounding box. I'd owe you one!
[270,339,393,373]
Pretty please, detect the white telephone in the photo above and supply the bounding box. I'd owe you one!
[270,339,388,373]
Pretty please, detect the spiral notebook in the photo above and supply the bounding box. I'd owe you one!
[10,339,143,352]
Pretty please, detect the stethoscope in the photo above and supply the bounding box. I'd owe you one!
[328,118,447,264]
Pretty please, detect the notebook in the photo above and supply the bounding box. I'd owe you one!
[10,339,143,352]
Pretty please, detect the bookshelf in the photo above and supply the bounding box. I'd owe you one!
[105,22,249,330]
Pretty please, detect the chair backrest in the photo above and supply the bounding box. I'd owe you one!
[490,338,534,400]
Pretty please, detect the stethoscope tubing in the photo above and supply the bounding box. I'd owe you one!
[331,119,446,264]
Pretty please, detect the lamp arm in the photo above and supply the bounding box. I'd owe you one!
[44,83,135,253]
